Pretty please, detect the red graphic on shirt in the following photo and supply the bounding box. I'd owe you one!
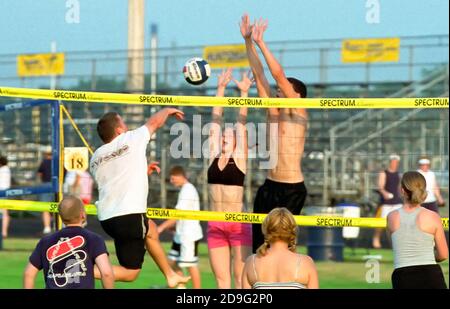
[46,236,85,262]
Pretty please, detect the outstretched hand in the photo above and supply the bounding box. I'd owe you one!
[252,18,268,45]
[232,70,255,93]
[156,224,164,234]
[240,14,253,39]
[147,161,161,175]
[166,108,184,121]
[217,68,233,88]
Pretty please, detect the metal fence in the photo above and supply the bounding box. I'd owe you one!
[0,34,448,92]
[0,35,448,216]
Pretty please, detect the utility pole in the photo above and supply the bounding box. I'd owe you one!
[127,0,145,93]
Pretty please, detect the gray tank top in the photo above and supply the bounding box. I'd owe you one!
[392,207,436,269]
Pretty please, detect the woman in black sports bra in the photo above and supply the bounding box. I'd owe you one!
[207,68,254,289]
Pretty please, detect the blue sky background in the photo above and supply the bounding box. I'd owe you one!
[0,0,448,54]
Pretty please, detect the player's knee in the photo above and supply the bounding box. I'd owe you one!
[216,278,231,289]
[146,220,159,240]
[233,273,242,286]
[123,269,140,282]
[214,274,231,288]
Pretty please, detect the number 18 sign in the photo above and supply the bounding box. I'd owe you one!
[64,147,89,172]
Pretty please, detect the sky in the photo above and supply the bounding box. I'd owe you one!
[0,0,448,54]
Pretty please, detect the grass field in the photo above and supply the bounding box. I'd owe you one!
[0,238,448,289]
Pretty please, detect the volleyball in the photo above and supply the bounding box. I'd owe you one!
[183,57,211,85]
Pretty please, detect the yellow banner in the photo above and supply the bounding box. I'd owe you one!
[0,86,448,109]
[0,199,448,229]
[342,38,400,63]
[64,147,89,172]
[203,44,249,68]
[17,53,65,77]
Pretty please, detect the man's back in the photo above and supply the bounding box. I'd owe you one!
[37,159,52,183]
[90,126,150,220]
[175,182,203,242]
[29,226,108,289]
[0,164,11,190]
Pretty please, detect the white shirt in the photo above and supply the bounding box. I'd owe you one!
[174,182,203,242]
[0,165,11,190]
[417,169,437,203]
[90,126,151,221]
[63,171,77,193]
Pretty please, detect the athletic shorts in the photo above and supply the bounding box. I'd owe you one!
[100,213,148,269]
[392,264,447,289]
[207,221,252,249]
[252,179,307,253]
[168,239,201,268]
[380,204,402,218]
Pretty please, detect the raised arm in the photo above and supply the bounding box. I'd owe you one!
[252,19,299,99]
[232,70,254,162]
[214,68,233,115]
[232,69,253,122]
[145,108,185,135]
[209,69,233,160]
[240,14,271,98]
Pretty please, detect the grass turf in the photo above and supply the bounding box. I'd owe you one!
[0,238,447,289]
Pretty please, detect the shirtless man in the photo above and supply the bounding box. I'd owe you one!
[240,14,308,252]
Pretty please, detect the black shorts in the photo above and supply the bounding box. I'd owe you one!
[252,179,307,253]
[392,264,447,289]
[100,213,149,269]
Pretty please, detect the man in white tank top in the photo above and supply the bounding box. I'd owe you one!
[417,158,445,214]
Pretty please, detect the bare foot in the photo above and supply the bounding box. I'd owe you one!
[167,273,191,288]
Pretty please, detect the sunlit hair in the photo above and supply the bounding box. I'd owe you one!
[257,207,298,256]
[401,171,427,205]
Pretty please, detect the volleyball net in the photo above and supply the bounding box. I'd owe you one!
[0,86,448,230]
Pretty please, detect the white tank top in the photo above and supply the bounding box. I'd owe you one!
[417,170,437,203]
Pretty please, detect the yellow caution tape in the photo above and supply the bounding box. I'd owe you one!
[0,86,448,109]
[146,208,392,228]
[0,199,98,215]
[1,199,448,229]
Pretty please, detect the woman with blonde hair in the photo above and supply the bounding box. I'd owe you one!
[387,171,448,289]
[241,207,318,289]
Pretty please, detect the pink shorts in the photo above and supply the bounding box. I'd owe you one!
[207,221,252,249]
